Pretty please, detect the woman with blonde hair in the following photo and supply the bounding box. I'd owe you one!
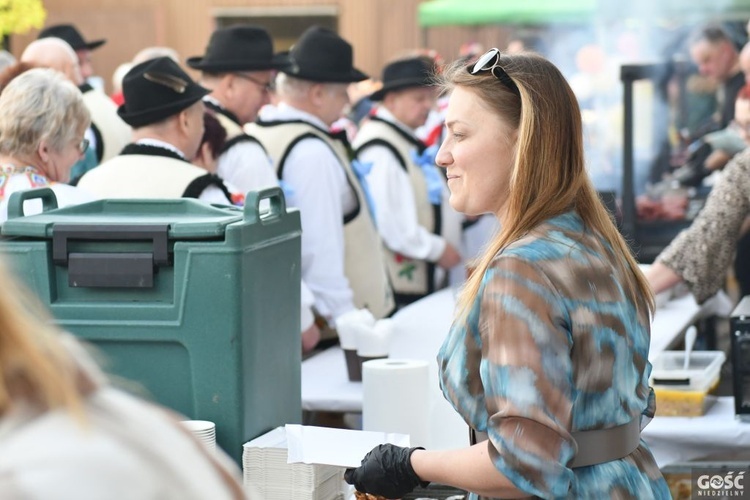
[0,253,246,498]
[0,67,96,221]
[346,50,670,499]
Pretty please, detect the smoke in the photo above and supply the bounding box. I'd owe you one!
[530,0,749,196]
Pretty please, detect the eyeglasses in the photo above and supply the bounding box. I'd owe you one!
[470,48,520,98]
[234,73,275,93]
[78,138,89,154]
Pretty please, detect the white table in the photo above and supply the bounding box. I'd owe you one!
[302,287,709,411]
[301,289,455,413]
[642,397,750,467]
[301,287,716,449]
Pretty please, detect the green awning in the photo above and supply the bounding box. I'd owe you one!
[418,0,597,27]
[418,0,750,27]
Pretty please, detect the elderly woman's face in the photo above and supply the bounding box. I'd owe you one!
[44,128,87,183]
[436,86,516,217]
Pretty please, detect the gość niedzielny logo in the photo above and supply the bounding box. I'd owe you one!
[695,471,745,497]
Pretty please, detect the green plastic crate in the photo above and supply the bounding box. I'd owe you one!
[0,187,302,463]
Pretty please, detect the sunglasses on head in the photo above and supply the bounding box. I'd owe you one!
[470,48,520,98]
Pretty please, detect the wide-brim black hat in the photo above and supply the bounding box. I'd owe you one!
[187,25,286,72]
[38,24,106,51]
[118,56,210,128]
[278,26,367,83]
[370,57,436,101]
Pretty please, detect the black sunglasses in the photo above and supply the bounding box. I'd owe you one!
[470,48,520,98]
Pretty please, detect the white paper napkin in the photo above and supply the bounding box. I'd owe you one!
[336,309,375,350]
[285,424,410,468]
[357,318,395,357]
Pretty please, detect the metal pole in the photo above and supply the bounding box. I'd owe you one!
[621,65,636,245]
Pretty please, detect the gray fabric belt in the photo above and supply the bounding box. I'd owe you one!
[469,419,641,469]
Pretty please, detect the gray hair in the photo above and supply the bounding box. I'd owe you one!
[275,72,314,101]
[0,68,90,157]
[276,72,347,101]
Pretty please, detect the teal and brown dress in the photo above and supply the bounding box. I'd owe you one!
[438,211,671,499]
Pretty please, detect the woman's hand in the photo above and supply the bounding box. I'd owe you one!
[344,444,429,498]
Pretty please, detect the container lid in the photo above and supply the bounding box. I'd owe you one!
[2,198,243,239]
[650,350,726,390]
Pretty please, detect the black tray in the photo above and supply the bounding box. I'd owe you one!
[403,484,468,499]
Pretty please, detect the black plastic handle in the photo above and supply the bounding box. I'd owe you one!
[52,224,170,266]
[6,187,59,219]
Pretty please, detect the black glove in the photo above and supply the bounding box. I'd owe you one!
[344,444,429,499]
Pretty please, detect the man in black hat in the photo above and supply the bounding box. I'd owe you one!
[352,56,462,308]
[38,23,105,83]
[77,57,232,204]
[187,25,285,199]
[248,26,394,344]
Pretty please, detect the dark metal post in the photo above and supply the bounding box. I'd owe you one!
[620,66,636,243]
[619,63,668,250]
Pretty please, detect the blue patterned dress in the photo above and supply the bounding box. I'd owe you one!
[438,212,671,499]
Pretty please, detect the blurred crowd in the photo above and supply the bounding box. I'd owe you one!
[0,21,497,498]
[2,14,750,500]
[0,23,500,357]
[2,19,750,348]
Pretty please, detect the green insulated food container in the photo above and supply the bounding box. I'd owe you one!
[0,187,302,463]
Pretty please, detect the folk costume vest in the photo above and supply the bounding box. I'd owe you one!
[80,84,132,163]
[353,117,441,304]
[248,119,394,319]
[77,144,232,200]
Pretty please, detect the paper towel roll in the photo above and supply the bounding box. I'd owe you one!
[362,359,430,448]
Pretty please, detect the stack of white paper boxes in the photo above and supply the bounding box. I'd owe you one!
[242,427,345,500]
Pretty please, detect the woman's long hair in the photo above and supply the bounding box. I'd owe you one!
[0,257,84,418]
[441,52,654,321]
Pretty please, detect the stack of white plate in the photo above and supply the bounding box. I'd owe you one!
[243,427,344,500]
[180,420,216,452]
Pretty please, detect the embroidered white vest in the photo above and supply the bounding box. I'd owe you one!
[77,155,209,198]
[81,89,132,162]
[248,120,394,319]
[353,118,440,300]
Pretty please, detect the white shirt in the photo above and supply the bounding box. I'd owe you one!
[217,141,279,198]
[0,391,243,500]
[262,102,357,321]
[0,167,97,222]
[358,107,447,263]
[205,96,279,198]
[0,337,243,500]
